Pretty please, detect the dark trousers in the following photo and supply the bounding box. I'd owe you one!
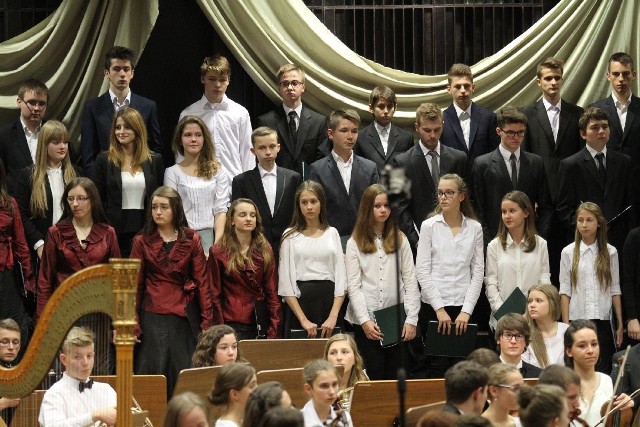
[352,323,408,380]
[593,318,615,375]
[136,311,195,399]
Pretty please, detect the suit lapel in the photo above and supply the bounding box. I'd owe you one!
[273,169,285,215]
[13,121,32,166]
[367,124,386,160]
[604,97,624,140]
[491,149,512,189]
[248,169,272,218]
[533,100,555,149]
[517,152,531,191]
[439,145,450,177]
[414,146,435,192]
[294,107,312,159]
[275,107,295,157]
[623,96,640,140]
[385,125,400,160]
[556,100,572,148]
[445,107,467,152]
[328,156,349,198]
[469,104,480,149]
[582,149,604,190]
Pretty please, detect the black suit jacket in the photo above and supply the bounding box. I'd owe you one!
[623,228,640,321]
[441,403,462,415]
[231,166,302,256]
[523,99,584,202]
[256,105,329,176]
[471,148,553,244]
[556,147,635,252]
[0,119,35,195]
[393,143,467,248]
[441,102,499,178]
[354,122,413,173]
[15,165,82,250]
[520,361,542,379]
[81,92,162,175]
[309,153,379,236]
[92,151,164,235]
[590,95,640,169]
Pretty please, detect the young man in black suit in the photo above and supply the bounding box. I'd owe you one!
[393,103,467,251]
[556,107,635,255]
[523,57,584,284]
[81,46,161,175]
[256,64,328,177]
[309,109,379,237]
[590,52,640,168]
[0,79,48,196]
[471,106,553,246]
[231,126,302,257]
[440,63,499,179]
[354,86,413,173]
[441,361,488,416]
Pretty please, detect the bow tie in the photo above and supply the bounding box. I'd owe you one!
[79,379,93,392]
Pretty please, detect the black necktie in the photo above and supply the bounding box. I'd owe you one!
[510,153,518,188]
[595,152,606,181]
[79,379,93,392]
[288,111,298,142]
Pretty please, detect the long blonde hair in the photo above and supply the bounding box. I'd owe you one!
[571,202,611,291]
[525,284,561,368]
[107,107,152,172]
[30,121,77,218]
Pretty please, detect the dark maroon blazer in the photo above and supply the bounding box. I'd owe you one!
[0,198,34,292]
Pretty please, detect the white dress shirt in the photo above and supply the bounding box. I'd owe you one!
[418,140,441,175]
[485,234,551,328]
[522,321,569,368]
[283,103,302,130]
[345,235,420,326]
[179,94,254,179]
[38,373,117,427]
[559,241,620,320]
[258,164,277,215]
[415,214,484,314]
[109,88,131,111]
[164,165,230,231]
[20,117,40,163]
[612,92,632,130]
[585,143,607,170]
[499,145,520,180]
[278,227,346,298]
[120,171,145,210]
[374,121,391,154]
[542,98,561,142]
[453,102,472,148]
[301,399,352,427]
[331,150,353,193]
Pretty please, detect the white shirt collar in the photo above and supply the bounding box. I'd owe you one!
[611,92,632,107]
[374,121,390,135]
[109,88,131,105]
[258,164,277,177]
[453,101,472,118]
[202,93,228,109]
[498,144,520,160]
[579,240,598,255]
[20,117,41,135]
[419,141,440,156]
[282,103,302,118]
[542,97,561,112]
[585,143,607,158]
[332,150,353,165]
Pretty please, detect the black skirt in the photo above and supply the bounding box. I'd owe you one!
[285,280,339,336]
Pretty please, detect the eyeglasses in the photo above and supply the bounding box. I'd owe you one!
[278,80,303,89]
[67,196,90,203]
[501,332,525,342]
[0,339,21,347]
[500,129,526,138]
[496,384,522,393]
[436,190,458,199]
[19,98,47,108]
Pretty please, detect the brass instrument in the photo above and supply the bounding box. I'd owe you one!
[330,387,355,426]
[132,395,154,427]
[0,259,141,427]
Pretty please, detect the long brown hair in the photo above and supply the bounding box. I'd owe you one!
[60,178,108,224]
[352,184,403,254]
[172,115,220,179]
[525,284,561,368]
[496,191,537,252]
[30,121,77,218]
[107,107,152,172]
[571,202,611,291]
[216,198,272,275]
[281,180,329,241]
[430,173,477,219]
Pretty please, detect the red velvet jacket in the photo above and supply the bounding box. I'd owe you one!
[37,220,120,317]
[0,198,34,292]
[131,229,217,332]
[208,244,280,338]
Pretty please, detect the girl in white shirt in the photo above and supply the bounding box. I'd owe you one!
[209,362,257,427]
[301,359,352,427]
[278,181,346,338]
[345,184,420,380]
[559,202,622,374]
[485,191,550,329]
[416,173,484,336]
[165,115,229,253]
[522,284,568,369]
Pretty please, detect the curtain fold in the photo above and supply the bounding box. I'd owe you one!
[0,0,159,153]
[199,0,638,125]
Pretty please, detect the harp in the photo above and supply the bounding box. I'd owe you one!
[0,258,140,426]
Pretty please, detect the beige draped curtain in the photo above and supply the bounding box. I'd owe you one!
[0,0,159,151]
[199,0,639,126]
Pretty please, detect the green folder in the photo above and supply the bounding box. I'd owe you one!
[424,321,478,357]
[493,287,527,321]
[289,327,341,339]
[373,303,406,347]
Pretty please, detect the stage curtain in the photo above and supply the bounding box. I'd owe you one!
[0,0,159,151]
[197,0,638,126]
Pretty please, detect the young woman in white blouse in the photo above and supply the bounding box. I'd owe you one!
[93,107,164,256]
[416,173,484,336]
[522,284,568,369]
[345,184,419,380]
[559,202,622,374]
[485,191,550,330]
[164,115,229,253]
[278,180,346,338]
